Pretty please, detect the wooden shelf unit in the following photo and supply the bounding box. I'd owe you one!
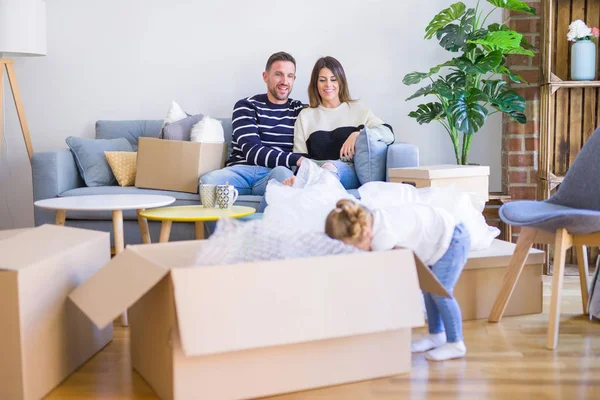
[540,0,600,268]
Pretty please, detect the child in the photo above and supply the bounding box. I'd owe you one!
[325,199,470,361]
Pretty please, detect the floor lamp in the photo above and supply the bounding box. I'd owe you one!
[0,0,47,164]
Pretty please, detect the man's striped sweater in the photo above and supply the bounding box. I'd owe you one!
[226,94,304,168]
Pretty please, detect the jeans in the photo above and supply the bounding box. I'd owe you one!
[423,222,470,343]
[199,165,293,211]
[322,160,360,190]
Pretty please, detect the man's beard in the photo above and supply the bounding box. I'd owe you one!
[269,86,290,101]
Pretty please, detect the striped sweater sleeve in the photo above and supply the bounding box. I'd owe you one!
[232,99,301,168]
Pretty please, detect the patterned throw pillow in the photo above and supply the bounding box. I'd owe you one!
[104,151,137,187]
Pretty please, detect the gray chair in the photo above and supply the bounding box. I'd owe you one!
[489,126,600,349]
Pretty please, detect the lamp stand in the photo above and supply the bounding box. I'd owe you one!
[0,58,34,163]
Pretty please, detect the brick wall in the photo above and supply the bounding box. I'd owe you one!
[502,1,542,240]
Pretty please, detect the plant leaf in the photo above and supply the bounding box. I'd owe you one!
[496,65,525,83]
[436,8,476,52]
[488,23,511,32]
[490,89,526,113]
[447,70,467,89]
[403,60,455,86]
[482,79,508,99]
[486,0,536,15]
[454,56,478,74]
[468,30,535,56]
[403,72,430,85]
[520,35,535,51]
[433,80,454,98]
[408,103,446,124]
[508,111,527,123]
[425,2,466,39]
[448,91,489,135]
[467,29,489,42]
[406,84,435,100]
[474,50,503,73]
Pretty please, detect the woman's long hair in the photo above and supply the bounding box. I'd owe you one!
[307,56,353,108]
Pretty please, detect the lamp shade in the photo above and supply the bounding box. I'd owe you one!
[0,0,46,57]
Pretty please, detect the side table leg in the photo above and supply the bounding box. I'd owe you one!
[195,221,205,240]
[55,209,66,225]
[112,210,128,327]
[159,220,172,243]
[137,209,151,244]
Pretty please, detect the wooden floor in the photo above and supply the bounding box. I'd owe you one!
[47,276,600,400]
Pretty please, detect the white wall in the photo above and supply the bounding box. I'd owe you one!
[0,0,502,229]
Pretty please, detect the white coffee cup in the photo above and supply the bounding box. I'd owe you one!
[215,184,239,209]
[199,184,217,208]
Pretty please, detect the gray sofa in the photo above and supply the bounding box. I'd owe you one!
[32,119,419,246]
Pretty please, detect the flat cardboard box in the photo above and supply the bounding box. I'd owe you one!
[70,241,448,400]
[455,239,544,320]
[0,225,113,400]
[389,164,490,201]
[135,137,227,194]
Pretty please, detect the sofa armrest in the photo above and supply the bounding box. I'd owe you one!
[385,142,419,181]
[32,150,84,226]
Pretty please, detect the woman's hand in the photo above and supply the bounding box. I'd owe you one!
[340,131,360,160]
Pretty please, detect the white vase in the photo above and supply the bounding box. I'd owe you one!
[571,40,597,81]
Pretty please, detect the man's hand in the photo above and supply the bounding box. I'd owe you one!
[296,156,305,167]
[340,131,360,160]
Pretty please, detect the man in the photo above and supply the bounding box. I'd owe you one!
[200,52,305,210]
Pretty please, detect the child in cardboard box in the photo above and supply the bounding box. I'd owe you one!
[325,199,470,361]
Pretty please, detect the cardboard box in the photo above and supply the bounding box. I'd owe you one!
[135,137,227,194]
[389,164,490,201]
[455,239,544,320]
[69,241,447,400]
[0,225,113,400]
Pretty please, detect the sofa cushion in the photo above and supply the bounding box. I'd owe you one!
[96,120,163,150]
[163,114,204,141]
[353,127,388,185]
[66,137,134,187]
[104,151,137,187]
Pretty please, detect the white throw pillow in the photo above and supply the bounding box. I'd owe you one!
[165,100,188,123]
[159,101,188,138]
[190,116,225,143]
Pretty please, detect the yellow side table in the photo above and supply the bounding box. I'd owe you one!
[138,205,256,243]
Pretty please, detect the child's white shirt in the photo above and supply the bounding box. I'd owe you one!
[370,205,456,265]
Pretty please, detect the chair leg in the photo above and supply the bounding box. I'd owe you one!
[575,245,590,315]
[489,227,537,322]
[547,228,572,350]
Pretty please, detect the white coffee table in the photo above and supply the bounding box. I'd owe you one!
[34,194,175,326]
[34,194,176,252]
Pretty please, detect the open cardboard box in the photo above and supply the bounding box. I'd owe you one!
[69,240,448,400]
[135,137,227,194]
[455,239,544,320]
[0,225,113,400]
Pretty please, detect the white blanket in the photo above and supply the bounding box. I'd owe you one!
[264,160,499,250]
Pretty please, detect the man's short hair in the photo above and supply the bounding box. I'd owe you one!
[265,51,296,72]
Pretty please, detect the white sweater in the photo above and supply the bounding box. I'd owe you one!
[293,101,394,155]
[369,205,456,266]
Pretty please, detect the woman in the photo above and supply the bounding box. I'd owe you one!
[292,56,394,189]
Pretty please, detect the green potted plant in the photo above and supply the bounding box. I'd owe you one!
[403,0,536,165]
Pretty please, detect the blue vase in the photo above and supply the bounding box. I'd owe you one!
[571,40,597,81]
